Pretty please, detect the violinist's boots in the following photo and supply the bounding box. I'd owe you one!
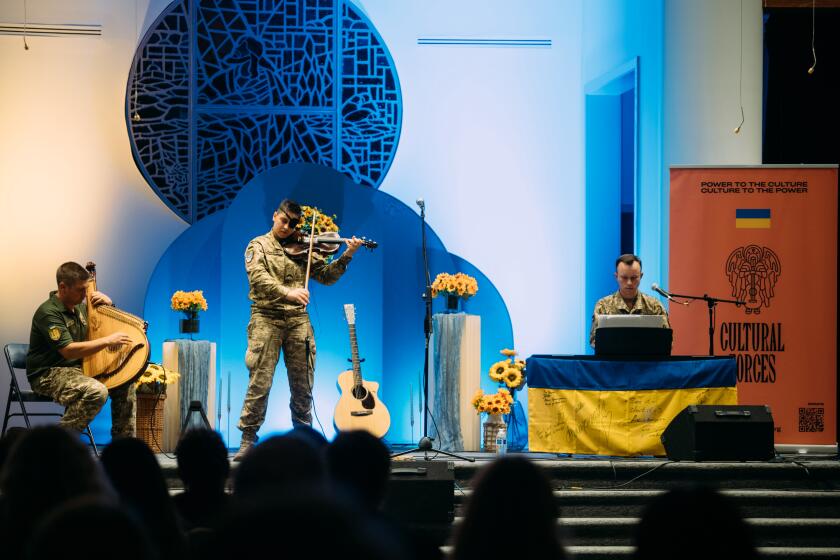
[233,429,258,462]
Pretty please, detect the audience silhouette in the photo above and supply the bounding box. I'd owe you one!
[100,437,186,560]
[26,496,154,560]
[174,428,232,530]
[452,456,567,560]
[0,426,111,560]
[0,425,771,560]
[633,484,759,560]
[233,433,325,498]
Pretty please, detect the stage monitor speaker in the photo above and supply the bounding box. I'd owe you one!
[661,404,775,461]
[382,460,454,524]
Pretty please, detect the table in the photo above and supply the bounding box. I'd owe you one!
[527,355,737,456]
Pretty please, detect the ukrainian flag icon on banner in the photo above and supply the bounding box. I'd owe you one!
[736,209,771,229]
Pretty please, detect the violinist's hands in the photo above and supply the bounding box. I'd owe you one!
[89,291,113,307]
[344,236,364,258]
[286,288,310,305]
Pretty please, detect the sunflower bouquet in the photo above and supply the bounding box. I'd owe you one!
[430,272,478,299]
[472,349,527,416]
[297,205,339,236]
[170,290,208,314]
[488,348,526,390]
[135,363,180,394]
[471,387,513,415]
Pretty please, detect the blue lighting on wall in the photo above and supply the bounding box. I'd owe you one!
[142,163,513,445]
[130,0,516,446]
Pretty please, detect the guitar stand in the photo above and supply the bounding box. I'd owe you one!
[181,400,212,433]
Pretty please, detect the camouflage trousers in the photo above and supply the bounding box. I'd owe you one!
[30,366,137,437]
[238,313,316,432]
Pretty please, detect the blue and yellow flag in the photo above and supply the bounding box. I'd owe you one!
[735,208,771,229]
[527,356,737,456]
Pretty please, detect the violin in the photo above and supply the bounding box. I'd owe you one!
[282,230,378,258]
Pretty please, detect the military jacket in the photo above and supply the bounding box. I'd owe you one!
[589,291,670,348]
[26,291,88,378]
[244,232,352,317]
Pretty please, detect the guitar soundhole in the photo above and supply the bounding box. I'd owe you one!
[352,386,368,400]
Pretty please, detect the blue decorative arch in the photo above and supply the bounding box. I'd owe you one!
[127,0,402,222]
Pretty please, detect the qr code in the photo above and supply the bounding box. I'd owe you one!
[798,407,824,432]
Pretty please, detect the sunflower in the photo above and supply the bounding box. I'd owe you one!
[489,360,510,381]
[498,388,514,403]
[471,389,485,409]
[502,367,523,389]
[501,348,517,357]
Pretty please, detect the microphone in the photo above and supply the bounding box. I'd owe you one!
[415,198,425,209]
[650,283,674,301]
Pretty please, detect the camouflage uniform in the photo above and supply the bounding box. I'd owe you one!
[238,232,352,434]
[26,292,136,436]
[589,291,670,348]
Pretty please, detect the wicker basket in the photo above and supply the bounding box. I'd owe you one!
[483,413,505,452]
[136,392,166,452]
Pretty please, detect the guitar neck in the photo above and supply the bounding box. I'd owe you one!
[347,324,363,388]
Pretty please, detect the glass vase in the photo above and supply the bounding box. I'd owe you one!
[444,294,462,314]
[482,413,505,452]
[179,311,200,335]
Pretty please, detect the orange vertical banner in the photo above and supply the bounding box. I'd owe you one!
[670,166,837,447]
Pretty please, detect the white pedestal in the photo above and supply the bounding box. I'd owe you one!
[162,341,216,452]
[428,314,481,451]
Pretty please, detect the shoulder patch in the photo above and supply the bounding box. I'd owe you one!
[245,249,254,263]
[48,326,61,341]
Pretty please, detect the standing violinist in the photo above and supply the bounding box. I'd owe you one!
[234,199,363,461]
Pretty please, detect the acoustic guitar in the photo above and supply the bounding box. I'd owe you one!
[82,262,150,389]
[333,304,390,438]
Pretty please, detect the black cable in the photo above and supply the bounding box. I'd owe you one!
[304,332,326,438]
[575,461,672,490]
[304,275,328,438]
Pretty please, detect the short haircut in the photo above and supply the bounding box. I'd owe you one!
[56,262,89,287]
[276,199,302,218]
[615,254,642,271]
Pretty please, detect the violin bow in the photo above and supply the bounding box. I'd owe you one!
[303,209,318,294]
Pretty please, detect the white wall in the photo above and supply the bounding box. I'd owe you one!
[0,1,185,420]
[358,0,586,356]
[582,0,763,291]
[662,0,764,279]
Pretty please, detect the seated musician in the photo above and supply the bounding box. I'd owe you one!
[589,254,670,348]
[25,262,136,437]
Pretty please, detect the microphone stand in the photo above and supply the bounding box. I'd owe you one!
[391,201,473,462]
[667,290,745,356]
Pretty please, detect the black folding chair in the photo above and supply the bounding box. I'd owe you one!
[3,343,97,454]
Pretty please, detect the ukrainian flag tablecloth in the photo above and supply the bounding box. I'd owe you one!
[527,355,737,456]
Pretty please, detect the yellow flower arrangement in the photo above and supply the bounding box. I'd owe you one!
[472,350,527,417]
[487,348,526,390]
[431,272,478,299]
[135,363,180,394]
[170,290,208,314]
[471,388,512,415]
[297,205,339,236]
